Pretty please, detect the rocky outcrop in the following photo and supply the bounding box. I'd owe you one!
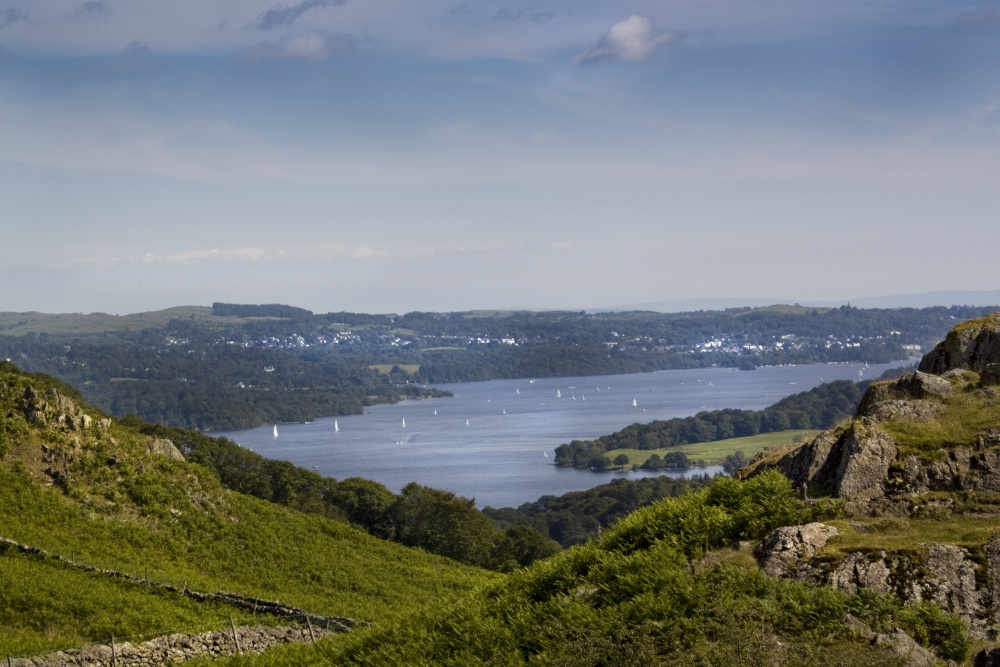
[919,312,1000,380]
[19,385,93,431]
[856,371,953,419]
[767,421,896,509]
[755,523,839,578]
[834,424,897,505]
[148,438,185,462]
[756,525,1000,642]
[871,628,938,667]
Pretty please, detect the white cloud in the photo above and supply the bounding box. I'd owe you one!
[576,14,682,64]
[242,30,358,62]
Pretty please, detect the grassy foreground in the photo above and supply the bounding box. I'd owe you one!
[197,472,969,666]
[0,364,495,658]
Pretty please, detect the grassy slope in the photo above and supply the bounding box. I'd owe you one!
[607,429,820,467]
[200,472,963,667]
[0,366,495,657]
[0,306,263,337]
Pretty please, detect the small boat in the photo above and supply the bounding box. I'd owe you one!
[556,389,561,398]
[543,452,548,458]
[273,424,278,438]
[516,388,520,395]
[502,409,507,415]
[632,399,637,407]
[466,419,470,426]
[434,409,437,416]
[334,420,339,432]
[402,418,406,428]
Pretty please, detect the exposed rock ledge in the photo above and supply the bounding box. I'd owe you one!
[756,526,1000,641]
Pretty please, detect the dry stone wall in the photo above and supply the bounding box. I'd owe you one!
[0,535,362,632]
[8,623,334,667]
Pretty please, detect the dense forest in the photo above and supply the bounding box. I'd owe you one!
[0,303,992,429]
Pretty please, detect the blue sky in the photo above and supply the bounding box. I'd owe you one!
[2,1,999,314]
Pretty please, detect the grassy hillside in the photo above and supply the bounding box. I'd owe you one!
[199,472,967,666]
[0,363,495,658]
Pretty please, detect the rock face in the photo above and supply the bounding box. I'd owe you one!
[856,371,953,417]
[755,523,839,578]
[148,438,185,462]
[19,385,93,431]
[767,420,896,508]
[919,312,1000,380]
[757,529,1000,640]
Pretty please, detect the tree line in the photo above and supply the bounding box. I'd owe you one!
[554,379,865,468]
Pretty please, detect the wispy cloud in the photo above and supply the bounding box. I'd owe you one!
[112,40,153,72]
[72,1,110,22]
[242,31,358,62]
[493,7,553,23]
[255,0,346,30]
[954,7,1000,29]
[0,7,27,30]
[59,242,540,269]
[576,14,682,64]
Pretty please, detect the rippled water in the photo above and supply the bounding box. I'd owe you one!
[214,360,907,508]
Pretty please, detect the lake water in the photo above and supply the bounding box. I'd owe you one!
[214,360,908,508]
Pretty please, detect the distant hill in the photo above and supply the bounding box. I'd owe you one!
[598,289,1000,313]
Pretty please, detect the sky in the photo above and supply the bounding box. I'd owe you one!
[2,1,999,315]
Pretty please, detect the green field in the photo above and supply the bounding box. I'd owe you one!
[607,429,819,467]
[368,364,421,375]
[0,307,258,337]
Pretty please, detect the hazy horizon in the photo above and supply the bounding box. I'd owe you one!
[3,2,999,315]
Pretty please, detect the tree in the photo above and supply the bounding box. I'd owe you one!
[387,482,502,567]
[489,525,561,572]
[613,454,630,467]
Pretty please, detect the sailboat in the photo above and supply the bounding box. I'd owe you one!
[466,419,470,426]
[632,398,637,408]
[434,409,437,416]
[556,389,561,398]
[516,388,520,395]
[502,409,507,415]
[402,418,406,428]
[273,424,278,438]
[334,419,339,432]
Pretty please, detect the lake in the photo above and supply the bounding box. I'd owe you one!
[214,360,908,508]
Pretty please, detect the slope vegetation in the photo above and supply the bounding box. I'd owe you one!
[0,362,494,658]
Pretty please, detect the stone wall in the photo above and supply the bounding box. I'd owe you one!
[8,623,335,666]
[0,535,362,633]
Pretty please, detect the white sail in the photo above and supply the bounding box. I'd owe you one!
[632,398,637,407]
[334,419,339,432]
[273,424,278,438]
[466,419,470,426]
[556,389,561,398]
[402,418,406,428]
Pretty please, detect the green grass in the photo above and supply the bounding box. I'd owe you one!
[820,515,1000,558]
[0,552,275,657]
[0,307,256,337]
[368,364,421,375]
[0,366,496,657]
[878,386,1000,456]
[607,430,820,467]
